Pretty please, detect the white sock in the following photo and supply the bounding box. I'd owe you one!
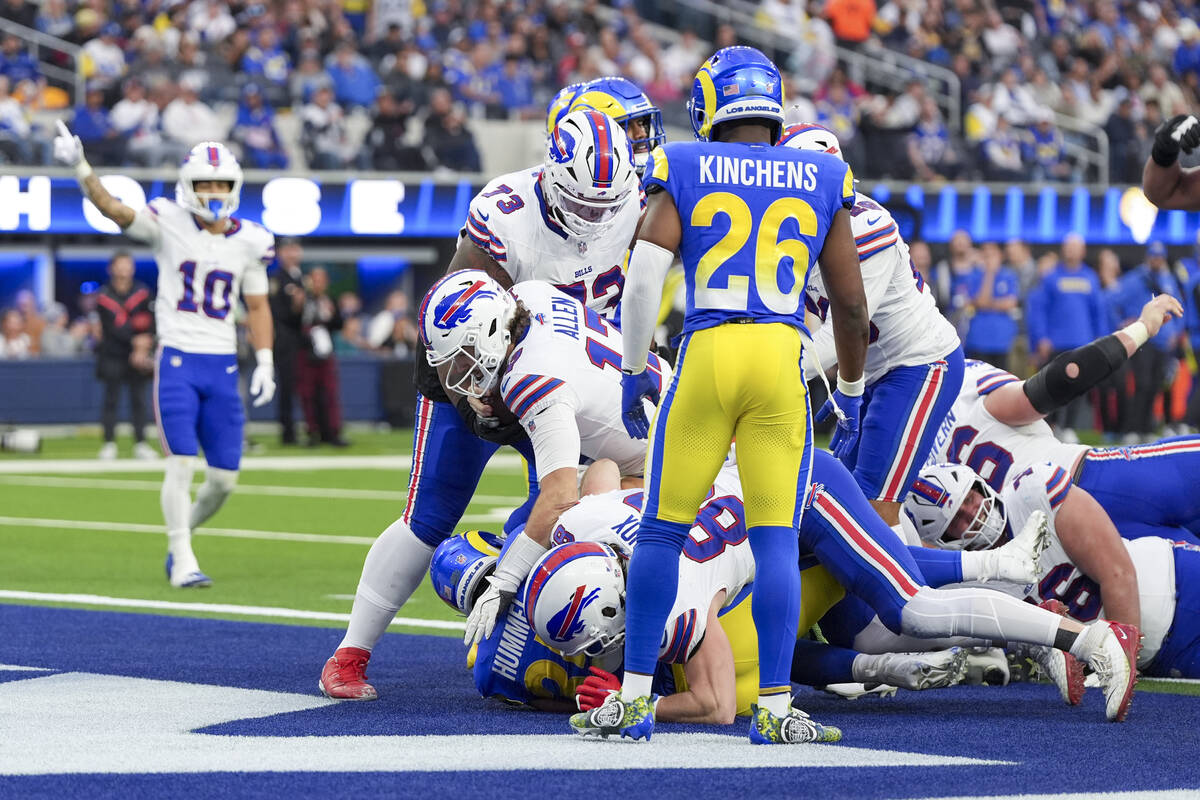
[959,550,985,582]
[621,672,653,699]
[1068,621,1106,661]
[161,456,195,558]
[190,466,238,530]
[900,586,1059,647]
[338,518,435,652]
[758,692,792,716]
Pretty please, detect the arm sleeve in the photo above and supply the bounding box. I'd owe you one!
[242,261,269,296]
[123,203,162,248]
[620,239,674,373]
[525,400,583,480]
[241,229,274,297]
[462,190,512,265]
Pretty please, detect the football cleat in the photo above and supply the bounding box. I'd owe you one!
[165,552,212,588]
[962,647,1011,686]
[821,683,898,700]
[1081,621,1141,722]
[855,648,969,691]
[977,510,1049,584]
[319,647,378,701]
[749,704,843,745]
[569,692,657,741]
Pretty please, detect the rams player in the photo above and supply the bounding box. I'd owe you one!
[612,46,869,744]
[569,76,666,174]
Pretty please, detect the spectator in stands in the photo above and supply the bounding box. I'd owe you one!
[1140,63,1189,118]
[0,309,30,360]
[14,289,43,357]
[494,52,536,119]
[825,0,876,48]
[0,35,39,86]
[815,79,865,170]
[110,78,169,167]
[270,237,305,446]
[290,51,334,106]
[35,0,72,39]
[1030,233,1107,440]
[73,84,125,166]
[187,0,237,46]
[367,289,419,356]
[932,229,978,332]
[1005,238,1038,295]
[1095,248,1129,441]
[981,115,1025,182]
[81,23,127,90]
[39,302,85,358]
[232,83,288,169]
[94,252,155,461]
[1174,19,1200,88]
[241,26,291,106]
[327,39,381,109]
[785,2,837,93]
[1105,95,1141,184]
[297,266,347,447]
[909,240,933,293]
[980,9,1022,71]
[423,87,482,172]
[300,85,352,169]
[961,242,1020,369]
[367,90,426,171]
[661,29,707,93]
[989,68,1039,126]
[162,76,226,150]
[1027,109,1071,182]
[0,76,33,165]
[170,36,210,97]
[907,96,959,180]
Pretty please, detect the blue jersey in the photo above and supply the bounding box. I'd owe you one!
[643,140,854,335]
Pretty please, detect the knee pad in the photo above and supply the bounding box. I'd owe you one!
[205,466,239,494]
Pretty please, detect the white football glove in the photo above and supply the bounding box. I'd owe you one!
[53,120,87,170]
[463,574,518,647]
[250,349,276,407]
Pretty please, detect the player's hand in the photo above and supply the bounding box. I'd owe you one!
[249,362,276,407]
[468,393,500,428]
[53,120,85,167]
[816,389,863,461]
[620,370,660,439]
[463,574,516,647]
[1153,115,1200,166]
[576,667,621,711]
[1139,294,1184,338]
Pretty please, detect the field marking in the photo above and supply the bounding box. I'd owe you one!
[0,590,466,631]
[0,453,527,475]
[924,793,1200,800]
[0,474,525,506]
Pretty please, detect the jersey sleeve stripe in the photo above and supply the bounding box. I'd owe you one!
[1049,479,1071,510]
[465,214,508,260]
[976,373,1020,395]
[854,222,897,245]
[857,234,899,260]
[511,377,564,418]
[1045,467,1071,509]
[662,609,697,664]
[501,374,540,407]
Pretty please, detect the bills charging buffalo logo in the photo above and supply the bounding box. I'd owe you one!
[548,584,601,643]
[432,281,497,332]
[550,127,576,164]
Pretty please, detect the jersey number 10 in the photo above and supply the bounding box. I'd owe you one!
[177,261,235,320]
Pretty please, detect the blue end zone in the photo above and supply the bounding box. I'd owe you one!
[1,604,1198,799]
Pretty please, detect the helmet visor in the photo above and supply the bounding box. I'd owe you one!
[557,186,626,224]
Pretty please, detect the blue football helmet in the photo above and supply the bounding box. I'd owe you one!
[429,529,505,615]
[689,46,785,144]
[570,76,666,173]
[546,81,588,138]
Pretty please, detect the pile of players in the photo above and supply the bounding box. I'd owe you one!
[55,45,1200,746]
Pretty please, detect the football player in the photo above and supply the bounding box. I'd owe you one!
[925,294,1200,545]
[615,45,870,744]
[318,107,647,700]
[53,123,276,588]
[1142,113,1200,209]
[569,76,666,174]
[782,123,964,528]
[908,460,1200,682]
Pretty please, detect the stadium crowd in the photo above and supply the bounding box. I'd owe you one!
[0,0,1197,179]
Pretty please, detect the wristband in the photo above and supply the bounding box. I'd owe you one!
[75,158,94,181]
[836,374,865,397]
[255,348,274,367]
[1121,320,1149,348]
[494,530,548,585]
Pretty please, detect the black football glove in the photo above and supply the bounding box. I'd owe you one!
[1152,114,1200,167]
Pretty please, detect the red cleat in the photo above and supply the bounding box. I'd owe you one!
[319,647,378,700]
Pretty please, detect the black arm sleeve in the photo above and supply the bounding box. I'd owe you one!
[1022,333,1129,415]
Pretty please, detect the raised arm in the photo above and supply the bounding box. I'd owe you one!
[1143,115,1200,211]
[53,121,137,229]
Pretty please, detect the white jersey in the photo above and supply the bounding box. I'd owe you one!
[553,465,755,664]
[499,281,669,479]
[1001,461,1176,666]
[124,197,273,355]
[461,166,643,318]
[928,359,1092,491]
[805,193,959,384]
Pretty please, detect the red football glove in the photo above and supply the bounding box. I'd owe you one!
[575,666,621,711]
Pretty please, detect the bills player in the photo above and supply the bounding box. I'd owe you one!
[317,107,646,700]
[926,294,1200,545]
[908,460,1199,682]
[53,123,276,588]
[568,77,666,175]
[781,123,963,528]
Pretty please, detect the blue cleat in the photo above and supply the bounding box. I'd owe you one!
[569,692,657,741]
[165,553,212,588]
[749,704,842,745]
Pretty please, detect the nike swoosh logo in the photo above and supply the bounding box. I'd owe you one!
[866,216,881,226]
[1116,628,1127,640]
[477,210,490,221]
[226,365,237,374]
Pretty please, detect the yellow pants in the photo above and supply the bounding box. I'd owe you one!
[644,322,813,529]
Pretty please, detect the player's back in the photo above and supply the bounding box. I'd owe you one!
[501,281,668,476]
[643,140,854,335]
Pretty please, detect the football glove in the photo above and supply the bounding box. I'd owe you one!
[1152,114,1200,167]
[52,120,85,167]
[463,574,516,647]
[249,349,276,407]
[620,370,660,439]
[576,667,622,711]
[815,389,863,461]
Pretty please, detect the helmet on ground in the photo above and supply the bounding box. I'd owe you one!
[177,141,243,221]
[428,530,505,614]
[418,270,516,398]
[542,108,639,239]
[689,46,784,143]
[523,541,626,657]
[778,122,844,161]
[903,463,1008,550]
[570,76,665,172]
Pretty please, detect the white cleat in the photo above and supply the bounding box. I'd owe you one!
[165,552,212,588]
[133,441,159,460]
[98,442,118,460]
[1079,621,1141,722]
[978,510,1049,584]
[853,648,969,692]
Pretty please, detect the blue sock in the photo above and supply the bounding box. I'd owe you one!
[622,516,689,677]
[748,525,801,693]
[907,545,963,587]
[790,639,859,686]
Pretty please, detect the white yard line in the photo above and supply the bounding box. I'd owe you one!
[0,590,466,631]
[0,453,527,475]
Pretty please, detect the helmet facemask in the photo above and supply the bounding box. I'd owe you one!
[942,479,1008,551]
[176,142,244,222]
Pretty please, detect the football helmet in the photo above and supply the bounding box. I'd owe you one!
[778,122,844,161]
[418,270,516,398]
[546,81,587,138]
[689,46,785,143]
[428,530,505,615]
[903,463,1008,551]
[570,76,665,172]
[523,541,626,658]
[177,141,243,221]
[541,108,639,239]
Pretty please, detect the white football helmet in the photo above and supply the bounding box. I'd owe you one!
[541,108,639,240]
[778,122,844,161]
[903,463,1008,551]
[418,270,516,398]
[522,541,626,658]
[176,141,243,221]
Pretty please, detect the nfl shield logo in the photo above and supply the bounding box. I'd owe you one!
[577,240,588,255]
